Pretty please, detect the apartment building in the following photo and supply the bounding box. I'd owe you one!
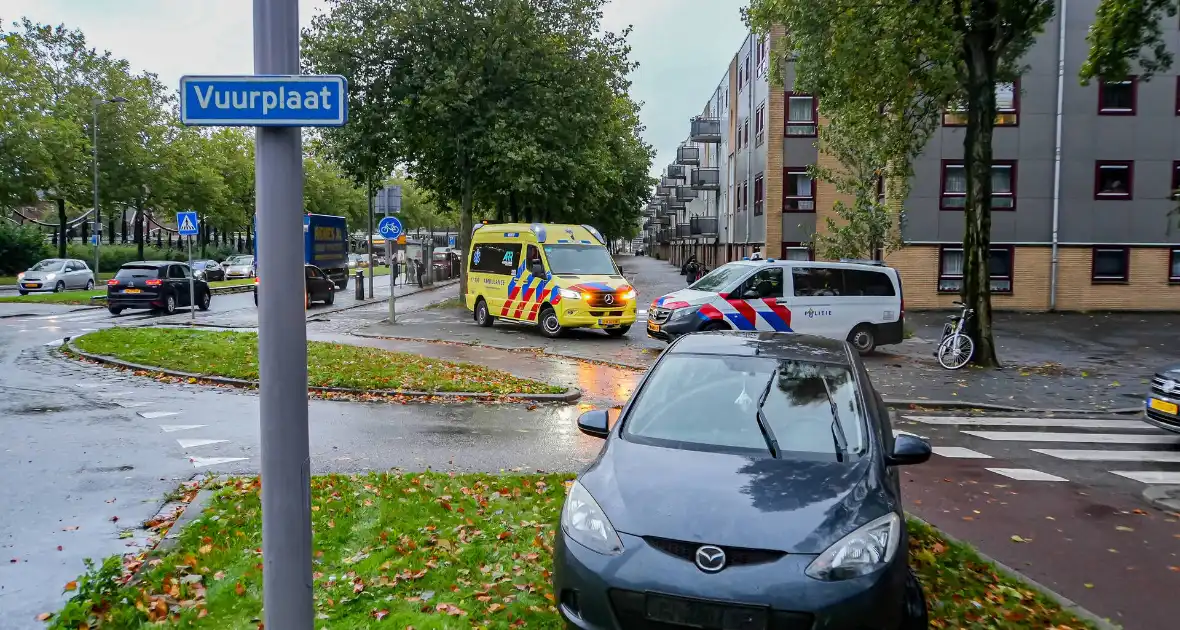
[643,1,1180,311]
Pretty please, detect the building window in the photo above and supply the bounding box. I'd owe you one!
[1091,247,1129,283]
[939,161,1017,210]
[1173,161,1180,198]
[783,168,815,212]
[1175,77,1180,115]
[938,246,1014,294]
[786,93,817,137]
[755,102,766,147]
[1171,248,1180,283]
[741,117,749,148]
[943,81,1020,126]
[782,242,813,261]
[1094,161,1133,199]
[754,173,765,216]
[755,36,767,76]
[1098,77,1136,115]
[737,180,748,213]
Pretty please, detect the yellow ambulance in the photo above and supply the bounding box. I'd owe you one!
[465,223,637,338]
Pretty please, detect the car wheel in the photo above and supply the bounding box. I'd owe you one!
[198,291,211,311]
[324,290,334,305]
[253,290,258,307]
[18,290,27,296]
[85,279,94,290]
[900,567,929,629]
[539,306,564,338]
[701,321,730,332]
[848,324,877,355]
[305,291,310,310]
[54,281,65,293]
[474,298,495,327]
[108,306,123,315]
[605,325,631,338]
[163,294,177,315]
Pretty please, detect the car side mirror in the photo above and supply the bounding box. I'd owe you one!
[886,434,932,466]
[576,409,610,439]
[531,263,545,277]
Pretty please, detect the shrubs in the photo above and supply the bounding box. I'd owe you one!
[60,243,249,273]
[0,223,51,275]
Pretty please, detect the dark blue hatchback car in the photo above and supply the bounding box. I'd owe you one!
[553,331,932,630]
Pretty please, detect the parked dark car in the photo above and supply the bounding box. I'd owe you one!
[192,260,225,282]
[1145,364,1180,434]
[554,331,931,630]
[106,261,211,316]
[253,264,335,308]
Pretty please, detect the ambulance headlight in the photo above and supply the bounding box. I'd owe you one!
[559,288,581,300]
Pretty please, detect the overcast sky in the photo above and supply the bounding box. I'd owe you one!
[3,0,750,178]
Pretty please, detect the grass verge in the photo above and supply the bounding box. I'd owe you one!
[72,327,563,395]
[0,280,252,305]
[41,472,1098,629]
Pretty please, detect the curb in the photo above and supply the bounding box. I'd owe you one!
[883,398,1143,415]
[1142,485,1180,513]
[63,336,580,403]
[348,331,653,371]
[907,515,1123,630]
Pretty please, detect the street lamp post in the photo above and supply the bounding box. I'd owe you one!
[92,96,127,275]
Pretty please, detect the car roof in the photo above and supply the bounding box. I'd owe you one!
[722,259,896,273]
[667,331,851,365]
[121,261,177,267]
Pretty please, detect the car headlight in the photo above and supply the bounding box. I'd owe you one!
[559,288,581,300]
[668,306,698,322]
[16,272,24,280]
[806,513,901,581]
[561,480,623,555]
[621,289,636,301]
[45,273,56,280]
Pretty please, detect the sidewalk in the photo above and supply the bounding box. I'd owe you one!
[907,455,1180,629]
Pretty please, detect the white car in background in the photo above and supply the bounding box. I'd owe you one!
[17,259,96,294]
[223,255,256,279]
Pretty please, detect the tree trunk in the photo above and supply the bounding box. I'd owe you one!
[246,223,253,253]
[459,168,474,299]
[509,192,519,223]
[200,219,208,258]
[56,198,67,257]
[81,220,89,244]
[962,33,1001,367]
[120,212,128,244]
[134,204,145,260]
[496,197,506,223]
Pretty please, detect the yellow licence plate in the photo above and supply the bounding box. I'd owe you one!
[647,320,660,332]
[598,319,620,326]
[25,283,41,288]
[123,288,142,294]
[1149,398,1178,414]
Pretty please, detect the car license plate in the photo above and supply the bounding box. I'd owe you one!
[123,288,142,294]
[647,319,660,332]
[645,595,767,630]
[24,283,41,288]
[1149,398,1178,415]
[598,318,620,326]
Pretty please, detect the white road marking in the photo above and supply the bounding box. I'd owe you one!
[932,446,992,459]
[985,468,1069,482]
[113,401,151,408]
[189,456,247,468]
[903,416,1148,429]
[893,429,929,440]
[138,411,179,419]
[160,424,206,433]
[75,384,103,389]
[1031,449,1180,463]
[176,438,229,449]
[1109,470,1180,484]
[963,431,1179,444]
[43,339,64,346]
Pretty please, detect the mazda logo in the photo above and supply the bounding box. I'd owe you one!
[604,294,615,305]
[694,545,726,573]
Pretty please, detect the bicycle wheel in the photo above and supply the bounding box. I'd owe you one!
[937,334,974,370]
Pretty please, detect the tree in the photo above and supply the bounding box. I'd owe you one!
[746,0,1054,367]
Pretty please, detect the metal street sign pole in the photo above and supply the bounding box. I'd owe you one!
[187,236,195,322]
[253,0,313,628]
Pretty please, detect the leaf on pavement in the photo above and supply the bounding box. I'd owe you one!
[35,613,51,621]
[1010,535,1029,543]
[1114,526,1133,532]
[63,580,77,592]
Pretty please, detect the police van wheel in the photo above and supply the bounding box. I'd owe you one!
[701,321,729,332]
[474,299,495,327]
[539,306,564,338]
[849,324,877,355]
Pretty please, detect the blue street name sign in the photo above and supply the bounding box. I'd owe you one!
[179,75,348,127]
[377,216,403,240]
[177,211,200,236]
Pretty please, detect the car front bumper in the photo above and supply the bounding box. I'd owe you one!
[646,312,709,342]
[553,531,908,630]
[555,307,638,329]
[1144,392,1180,434]
[18,282,55,293]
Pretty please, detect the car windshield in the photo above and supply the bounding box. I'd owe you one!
[690,263,753,292]
[542,244,617,275]
[232,256,254,266]
[622,354,866,460]
[115,266,159,281]
[29,260,66,272]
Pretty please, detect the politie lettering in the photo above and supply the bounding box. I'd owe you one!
[191,84,334,116]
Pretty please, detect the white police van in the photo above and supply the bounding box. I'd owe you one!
[646,258,905,354]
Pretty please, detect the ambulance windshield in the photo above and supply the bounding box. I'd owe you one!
[542,244,617,275]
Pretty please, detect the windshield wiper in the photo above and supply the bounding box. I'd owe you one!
[755,368,781,458]
[821,377,849,463]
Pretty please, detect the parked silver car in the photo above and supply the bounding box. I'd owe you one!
[17,258,96,294]
[223,255,256,279]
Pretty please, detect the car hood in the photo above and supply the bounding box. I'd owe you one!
[651,288,723,308]
[21,270,62,280]
[581,438,887,554]
[1157,363,1180,379]
[547,275,632,293]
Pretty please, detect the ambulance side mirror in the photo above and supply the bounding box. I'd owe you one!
[531,263,545,277]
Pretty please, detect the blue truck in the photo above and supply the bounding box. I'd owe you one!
[253,213,351,289]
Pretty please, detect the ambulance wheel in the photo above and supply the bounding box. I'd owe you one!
[539,306,564,338]
[849,324,877,355]
[606,325,630,338]
[474,298,495,327]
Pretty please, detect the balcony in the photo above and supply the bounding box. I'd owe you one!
[667,198,687,211]
[656,185,674,197]
[690,216,718,236]
[658,230,670,244]
[676,146,700,166]
[676,224,692,238]
[691,167,721,191]
[657,215,672,226]
[689,117,722,143]
[666,164,686,180]
[661,177,679,189]
[675,186,698,201]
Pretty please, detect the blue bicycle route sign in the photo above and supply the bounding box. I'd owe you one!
[377,216,403,240]
[179,75,348,127]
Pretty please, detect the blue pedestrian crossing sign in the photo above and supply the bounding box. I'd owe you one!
[378,216,403,240]
[177,211,199,236]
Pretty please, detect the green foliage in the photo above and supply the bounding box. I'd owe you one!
[0,221,50,274]
[49,556,147,629]
[1083,0,1180,83]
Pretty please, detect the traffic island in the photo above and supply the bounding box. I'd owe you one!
[0,280,256,306]
[65,327,577,402]
[39,472,1100,628]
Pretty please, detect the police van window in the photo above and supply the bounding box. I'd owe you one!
[792,267,843,296]
[738,267,784,298]
[471,243,522,275]
[842,269,896,296]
